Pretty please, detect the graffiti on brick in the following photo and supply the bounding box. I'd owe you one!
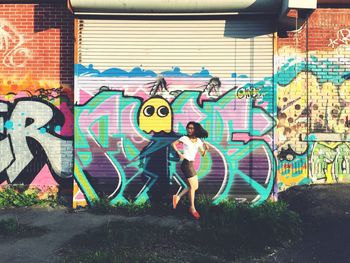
[0,98,73,184]
[0,19,31,68]
[276,55,350,161]
[277,41,350,190]
[328,28,350,48]
[310,142,350,183]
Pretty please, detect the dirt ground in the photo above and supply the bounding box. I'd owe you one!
[260,184,350,263]
[1,184,350,263]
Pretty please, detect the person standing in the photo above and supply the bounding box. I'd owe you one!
[171,122,209,219]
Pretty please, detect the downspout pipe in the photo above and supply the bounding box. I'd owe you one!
[278,0,317,33]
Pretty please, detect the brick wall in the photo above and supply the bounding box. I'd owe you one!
[276,8,350,191]
[0,3,73,86]
[0,3,74,197]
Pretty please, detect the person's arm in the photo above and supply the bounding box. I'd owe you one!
[199,140,210,156]
[172,140,185,159]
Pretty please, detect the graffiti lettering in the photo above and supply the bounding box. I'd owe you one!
[311,142,350,183]
[236,87,262,99]
[0,99,72,183]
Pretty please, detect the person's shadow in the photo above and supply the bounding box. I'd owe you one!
[138,132,186,208]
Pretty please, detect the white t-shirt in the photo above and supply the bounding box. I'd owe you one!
[178,136,204,161]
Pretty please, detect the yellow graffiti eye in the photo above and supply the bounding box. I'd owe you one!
[157,106,169,117]
[143,105,155,117]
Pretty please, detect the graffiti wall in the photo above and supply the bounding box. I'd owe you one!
[276,9,350,191]
[74,18,278,207]
[1,5,348,206]
[74,69,276,207]
[0,4,74,195]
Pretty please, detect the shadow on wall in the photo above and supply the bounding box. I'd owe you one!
[223,17,274,80]
[33,3,74,202]
[224,17,275,39]
[34,3,74,87]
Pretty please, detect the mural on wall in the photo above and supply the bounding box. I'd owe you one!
[0,19,31,68]
[276,46,350,190]
[0,77,74,190]
[328,28,350,49]
[0,5,74,196]
[74,65,277,207]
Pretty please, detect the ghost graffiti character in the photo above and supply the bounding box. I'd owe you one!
[138,96,172,133]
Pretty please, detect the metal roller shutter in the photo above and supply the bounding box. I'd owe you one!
[75,16,276,205]
[77,18,273,78]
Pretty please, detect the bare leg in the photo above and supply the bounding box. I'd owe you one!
[187,176,198,212]
[177,186,189,199]
[173,183,188,208]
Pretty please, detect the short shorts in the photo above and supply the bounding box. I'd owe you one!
[181,159,197,178]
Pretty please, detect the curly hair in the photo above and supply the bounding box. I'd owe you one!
[186,121,208,138]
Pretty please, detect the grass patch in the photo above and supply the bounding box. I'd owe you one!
[198,200,302,259]
[0,218,47,237]
[89,198,153,216]
[87,195,211,216]
[65,198,302,262]
[0,186,60,208]
[61,221,224,263]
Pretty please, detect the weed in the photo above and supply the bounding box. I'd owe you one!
[197,200,302,259]
[62,221,218,263]
[0,186,59,208]
[63,198,302,262]
[0,218,47,237]
[0,218,19,235]
[89,196,153,215]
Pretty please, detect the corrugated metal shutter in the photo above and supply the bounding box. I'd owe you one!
[77,18,273,79]
[75,17,275,205]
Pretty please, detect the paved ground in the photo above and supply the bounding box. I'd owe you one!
[1,184,350,263]
[0,207,196,263]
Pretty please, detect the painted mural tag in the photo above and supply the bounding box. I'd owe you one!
[0,19,31,68]
[75,72,276,206]
[0,99,73,183]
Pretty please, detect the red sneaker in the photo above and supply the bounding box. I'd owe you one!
[189,209,200,220]
[172,195,179,209]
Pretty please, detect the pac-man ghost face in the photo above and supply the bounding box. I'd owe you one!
[138,97,172,133]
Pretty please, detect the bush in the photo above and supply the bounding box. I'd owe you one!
[0,186,59,208]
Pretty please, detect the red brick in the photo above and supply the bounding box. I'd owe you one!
[0,3,73,87]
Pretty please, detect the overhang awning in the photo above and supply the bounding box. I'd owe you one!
[67,0,318,32]
[68,0,283,16]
